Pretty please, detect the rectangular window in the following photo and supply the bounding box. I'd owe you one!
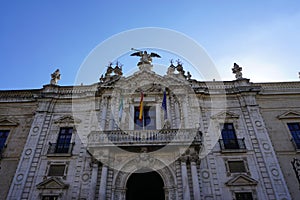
[288,123,300,149]
[0,130,9,150]
[134,106,156,130]
[55,128,73,153]
[235,192,253,200]
[48,164,66,177]
[42,196,59,200]
[221,123,239,149]
[228,161,246,173]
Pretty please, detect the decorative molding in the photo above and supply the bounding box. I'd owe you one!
[226,174,258,186]
[54,115,81,125]
[36,177,69,189]
[211,111,239,120]
[0,118,19,126]
[277,111,300,119]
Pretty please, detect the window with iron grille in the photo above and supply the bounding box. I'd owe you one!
[228,160,246,173]
[235,192,253,200]
[55,128,73,153]
[48,164,66,177]
[287,123,300,149]
[134,106,156,130]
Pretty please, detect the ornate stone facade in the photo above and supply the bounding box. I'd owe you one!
[0,62,299,200]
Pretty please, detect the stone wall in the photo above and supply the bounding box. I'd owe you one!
[0,100,37,199]
[257,83,300,200]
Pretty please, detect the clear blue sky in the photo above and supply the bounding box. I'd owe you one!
[1,1,300,89]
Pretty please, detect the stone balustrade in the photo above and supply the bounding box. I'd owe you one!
[87,128,202,147]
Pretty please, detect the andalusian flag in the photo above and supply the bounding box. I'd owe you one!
[139,92,144,121]
[118,95,123,121]
[161,89,167,119]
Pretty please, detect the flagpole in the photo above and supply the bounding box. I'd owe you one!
[138,91,144,130]
[162,88,168,120]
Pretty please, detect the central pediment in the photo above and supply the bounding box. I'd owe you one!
[112,68,192,93]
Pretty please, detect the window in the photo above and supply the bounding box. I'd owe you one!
[221,123,239,149]
[134,106,156,130]
[288,123,300,149]
[235,192,253,200]
[55,128,73,153]
[228,161,246,173]
[0,130,9,149]
[48,164,66,177]
[42,196,58,200]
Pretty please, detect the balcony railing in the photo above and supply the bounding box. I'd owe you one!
[47,142,74,156]
[219,138,246,152]
[87,129,202,147]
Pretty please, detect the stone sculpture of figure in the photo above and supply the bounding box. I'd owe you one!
[176,59,185,75]
[130,49,161,65]
[232,63,243,79]
[50,69,61,85]
[114,61,123,76]
[105,63,113,77]
[186,71,191,80]
[167,59,176,75]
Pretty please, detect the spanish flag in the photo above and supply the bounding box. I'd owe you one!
[139,92,144,121]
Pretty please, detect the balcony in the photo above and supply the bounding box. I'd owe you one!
[47,142,74,156]
[87,128,202,147]
[219,138,246,153]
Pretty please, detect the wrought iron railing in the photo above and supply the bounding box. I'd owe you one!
[219,138,246,151]
[87,129,202,147]
[47,142,75,155]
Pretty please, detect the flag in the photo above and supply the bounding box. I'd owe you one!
[162,89,167,119]
[139,92,144,121]
[118,95,123,121]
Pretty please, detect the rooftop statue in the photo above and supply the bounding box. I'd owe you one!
[130,48,161,66]
[50,69,61,85]
[232,63,243,80]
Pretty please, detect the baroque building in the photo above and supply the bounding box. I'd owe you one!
[0,54,299,200]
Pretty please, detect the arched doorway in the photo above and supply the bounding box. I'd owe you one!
[126,170,165,200]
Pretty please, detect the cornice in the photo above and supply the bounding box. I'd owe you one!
[0,89,40,102]
[253,81,300,89]
[0,79,299,101]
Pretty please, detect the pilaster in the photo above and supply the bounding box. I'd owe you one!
[180,156,191,200]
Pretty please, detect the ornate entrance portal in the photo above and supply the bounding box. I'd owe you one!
[126,171,164,200]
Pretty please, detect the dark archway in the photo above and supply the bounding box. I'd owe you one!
[126,170,165,200]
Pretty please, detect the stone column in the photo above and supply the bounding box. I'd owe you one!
[180,157,191,200]
[100,97,108,131]
[183,98,189,128]
[190,159,200,200]
[108,97,115,130]
[89,162,99,200]
[99,164,108,200]
[164,187,169,200]
[114,188,126,200]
